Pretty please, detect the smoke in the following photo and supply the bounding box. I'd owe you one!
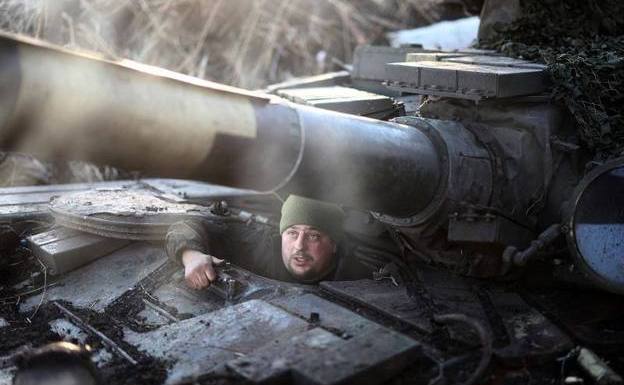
[0,0,477,89]
[0,0,475,195]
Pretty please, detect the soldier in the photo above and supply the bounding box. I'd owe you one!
[166,195,374,288]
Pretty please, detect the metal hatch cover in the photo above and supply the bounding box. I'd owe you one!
[49,188,213,240]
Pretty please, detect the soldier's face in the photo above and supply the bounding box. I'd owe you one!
[281,224,336,282]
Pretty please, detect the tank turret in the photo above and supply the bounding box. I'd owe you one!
[0,33,622,294]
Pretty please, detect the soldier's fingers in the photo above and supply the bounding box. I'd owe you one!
[205,263,217,282]
[196,271,209,287]
[192,275,202,288]
[212,257,225,266]
[203,270,213,287]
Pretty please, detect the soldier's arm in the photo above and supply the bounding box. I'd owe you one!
[165,218,226,289]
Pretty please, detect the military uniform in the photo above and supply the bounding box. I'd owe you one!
[165,218,376,283]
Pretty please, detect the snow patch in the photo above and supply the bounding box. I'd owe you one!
[387,16,480,51]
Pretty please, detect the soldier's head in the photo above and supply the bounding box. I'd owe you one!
[279,195,344,283]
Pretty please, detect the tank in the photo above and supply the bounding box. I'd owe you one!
[0,32,622,385]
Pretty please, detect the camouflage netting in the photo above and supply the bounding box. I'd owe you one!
[480,0,624,159]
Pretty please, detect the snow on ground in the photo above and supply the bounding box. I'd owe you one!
[387,16,480,51]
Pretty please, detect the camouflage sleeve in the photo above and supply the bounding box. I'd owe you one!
[164,218,227,264]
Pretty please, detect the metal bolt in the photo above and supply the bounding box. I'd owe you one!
[564,376,584,385]
[225,278,237,301]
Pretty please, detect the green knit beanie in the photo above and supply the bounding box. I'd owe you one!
[279,195,345,243]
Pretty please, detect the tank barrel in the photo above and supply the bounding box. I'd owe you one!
[0,33,440,217]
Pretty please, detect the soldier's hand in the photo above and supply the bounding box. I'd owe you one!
[181,249,225,289]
